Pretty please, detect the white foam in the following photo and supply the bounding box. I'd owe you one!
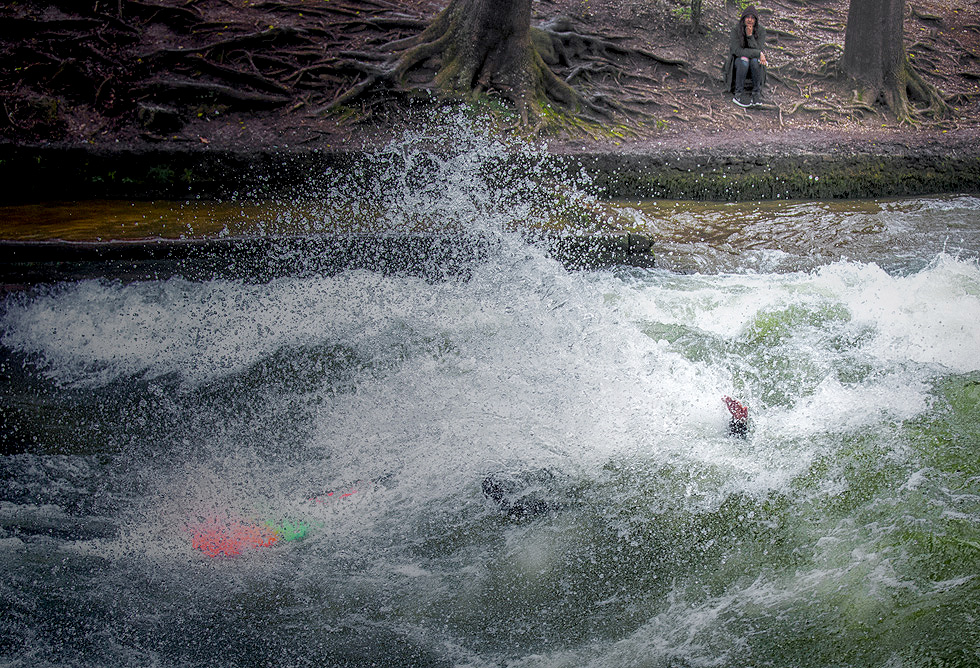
[824,255,980,372]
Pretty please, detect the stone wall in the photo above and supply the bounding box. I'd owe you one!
[2,142,978,204]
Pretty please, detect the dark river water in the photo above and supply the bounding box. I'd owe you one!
[2,121,979,667]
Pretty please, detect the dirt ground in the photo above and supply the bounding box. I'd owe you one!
[2,0,979,158]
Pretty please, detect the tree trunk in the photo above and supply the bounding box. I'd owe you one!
[841,0,945,120]
[430,0,534,95]
[329,0,610,127]
[691,0,703,32]
[388,0,582,124]
[841,0,904,101]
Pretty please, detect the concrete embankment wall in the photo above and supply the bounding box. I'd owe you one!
[2,142,978,203]
[575,149,980,201]
[1,140,977,286]
[0,233,656,290]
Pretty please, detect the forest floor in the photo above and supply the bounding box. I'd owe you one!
[2,0,980,162]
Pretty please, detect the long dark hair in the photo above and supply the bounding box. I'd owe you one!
[739,5,761,48]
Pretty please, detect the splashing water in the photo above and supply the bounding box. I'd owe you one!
[2,118,980,667]
[266,109,606,239]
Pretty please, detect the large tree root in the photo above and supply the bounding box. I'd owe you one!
[135,78,292,109]
[894,63,948,122]
[326,8,692,134]
[3,0,974,143]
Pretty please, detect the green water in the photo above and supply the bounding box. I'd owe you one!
[1,125,978,667]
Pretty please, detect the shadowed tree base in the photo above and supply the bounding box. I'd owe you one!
[329,0,632,129]
[841,0,947,122]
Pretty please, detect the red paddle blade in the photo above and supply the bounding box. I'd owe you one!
[189,519,280,558]
[723,396,749,420]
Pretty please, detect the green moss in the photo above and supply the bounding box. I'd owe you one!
[147,165,176,184]
[596,157,980,201]
[0,138,977,203]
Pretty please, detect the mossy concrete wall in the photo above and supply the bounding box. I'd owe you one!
[560,150,980,201]
[1,140,976,283]
[2,142,978,204]
[0,232,655,288]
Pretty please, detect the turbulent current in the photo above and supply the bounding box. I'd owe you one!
[2,121,980,667]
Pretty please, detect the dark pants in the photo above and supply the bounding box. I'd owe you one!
[734,57,763,95]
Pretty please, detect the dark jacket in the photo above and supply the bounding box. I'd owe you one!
[723,23,767,92]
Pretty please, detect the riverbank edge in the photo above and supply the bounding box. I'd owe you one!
[0,232,656,291]
[3,136,978,285]
[2,137,979,204]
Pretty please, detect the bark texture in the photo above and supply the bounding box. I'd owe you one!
[333,0,598,128]
[841,0,945,120]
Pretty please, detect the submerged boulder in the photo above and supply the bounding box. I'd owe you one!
[482,468,569,519]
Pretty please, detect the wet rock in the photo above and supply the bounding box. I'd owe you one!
[137,103,184,135]
[2,94,64,134]
[482,468,568,519]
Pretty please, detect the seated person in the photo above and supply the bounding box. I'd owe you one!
[723,5,768,107]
